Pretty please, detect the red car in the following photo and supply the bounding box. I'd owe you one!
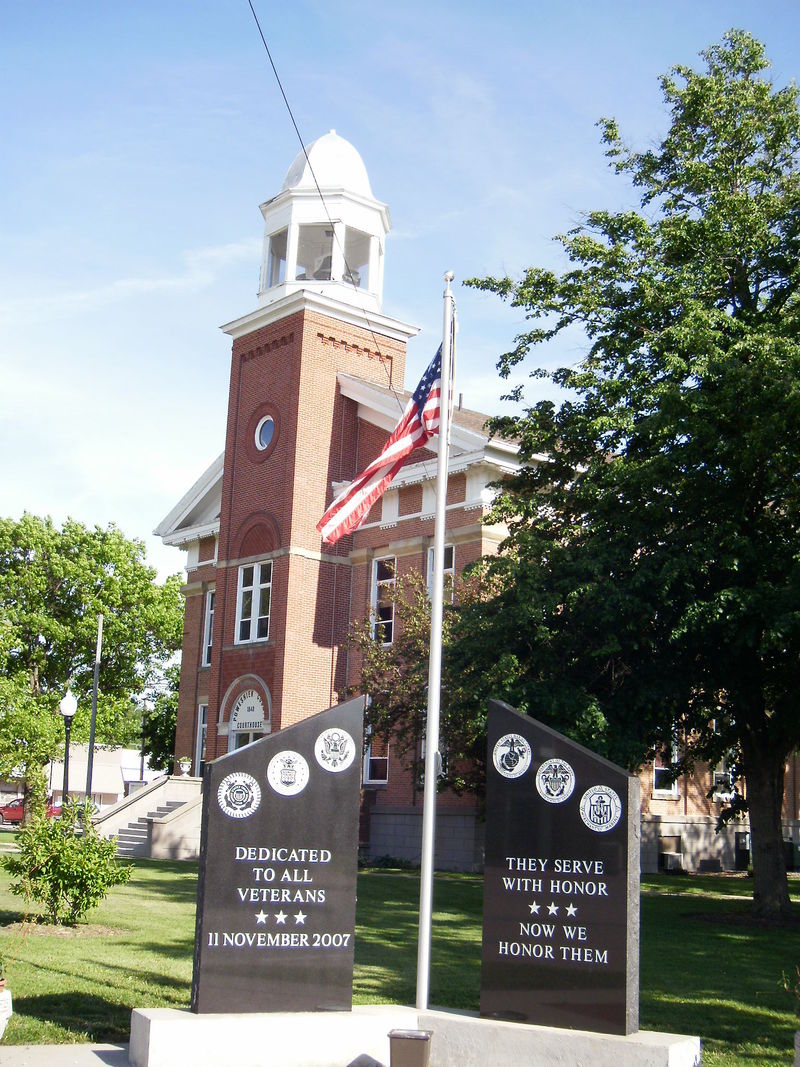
[0,798,62,824]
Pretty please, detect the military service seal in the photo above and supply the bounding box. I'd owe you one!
[314,728,356,772]
[579,785,622,833]
[267,750,310,797]
[492,733,532,779]
[535,758,576,804]
[217,771,262,819]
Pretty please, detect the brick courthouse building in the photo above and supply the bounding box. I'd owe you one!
[157,132,800,873]
[155,132,513,869]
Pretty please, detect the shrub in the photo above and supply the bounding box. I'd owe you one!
[4,803,131,924]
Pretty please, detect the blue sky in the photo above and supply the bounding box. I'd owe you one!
[2,2,798,579]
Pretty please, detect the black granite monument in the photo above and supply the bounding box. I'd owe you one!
[480,700,640,1035]
[191,696,364,1013]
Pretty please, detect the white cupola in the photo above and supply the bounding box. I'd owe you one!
[257,131,390,314]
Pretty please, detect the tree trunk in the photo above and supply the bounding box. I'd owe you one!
[743,744,791,921]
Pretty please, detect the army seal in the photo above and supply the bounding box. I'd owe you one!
[314,728,356,772]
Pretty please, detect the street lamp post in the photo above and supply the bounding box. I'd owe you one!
[59,689,78,804]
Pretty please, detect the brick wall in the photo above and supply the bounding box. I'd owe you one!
[196,307,409,760]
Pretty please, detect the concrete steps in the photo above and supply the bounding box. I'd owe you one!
[115,801,184,858]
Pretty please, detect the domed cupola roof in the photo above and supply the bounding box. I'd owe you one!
[281,130,373,199]
[254,130,393,317]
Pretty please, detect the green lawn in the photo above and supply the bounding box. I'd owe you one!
[0,860,797,1066]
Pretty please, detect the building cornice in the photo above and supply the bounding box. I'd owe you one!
[259,186,391,231]
[160,519,220,549]
[154,452,224,544]
[221,290,419,344]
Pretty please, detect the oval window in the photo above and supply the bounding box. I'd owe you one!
[255,416,275,452]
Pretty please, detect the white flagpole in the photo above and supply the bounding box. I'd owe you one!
[416,271,456,1010]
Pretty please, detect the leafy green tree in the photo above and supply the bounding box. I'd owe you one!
[141,662,180,773]
[0,675,61,815]
[350,571,488,795]
[465,30,800,920]
[5,802,131,925]
[0,514,183,807]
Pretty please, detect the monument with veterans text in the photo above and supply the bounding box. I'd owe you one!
[191,696,365,1014]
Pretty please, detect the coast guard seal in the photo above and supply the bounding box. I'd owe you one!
[217,771,261,819]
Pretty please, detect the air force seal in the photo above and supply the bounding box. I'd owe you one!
[579,785,622,833]
[267,750,310,797]
[217,772,261,819]
[535,758,576,804]
[492,733,532,779]
[314,728,355,773]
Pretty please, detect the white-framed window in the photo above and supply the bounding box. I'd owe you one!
[427,544,455,602]
[202,589,215,667]
[712,759,735,802]
[362,735,389,785]
[371,556,396,645]
[195,703,208,777]
[232,730,265,750]
[653,743,679,797]
[254,415,275,452]
[235,561,272,643]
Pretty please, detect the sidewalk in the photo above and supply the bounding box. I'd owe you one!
[0,1045,129,1066]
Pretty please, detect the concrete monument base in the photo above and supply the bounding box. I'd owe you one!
[0,988,12,1041]
[129,1004,701,1067]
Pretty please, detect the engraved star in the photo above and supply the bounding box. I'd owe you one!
[547,902,559,916]
[294,910,307,925]
[255,910,268,925]
[566,903,578,917]
[274,910,288,925]
[528,900,540,915]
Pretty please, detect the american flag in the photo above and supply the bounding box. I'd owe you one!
[317,346,443,545]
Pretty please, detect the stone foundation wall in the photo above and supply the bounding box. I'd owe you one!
[634,815,799,875]
[364,807,485,872]
[365,808,800,876]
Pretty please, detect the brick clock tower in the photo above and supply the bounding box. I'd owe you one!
[162,132,418,768]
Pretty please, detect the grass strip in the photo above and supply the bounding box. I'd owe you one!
[0,860,796,1066]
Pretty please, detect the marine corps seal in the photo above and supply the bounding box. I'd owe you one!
[492,733,532,779]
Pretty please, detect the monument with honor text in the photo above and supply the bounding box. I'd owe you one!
[191,696,365,1014]
[481,699,640,1036]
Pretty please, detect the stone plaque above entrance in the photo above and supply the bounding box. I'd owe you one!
[191,696,365,1014]
[480,700,640,1035]
[229,688,266,732]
